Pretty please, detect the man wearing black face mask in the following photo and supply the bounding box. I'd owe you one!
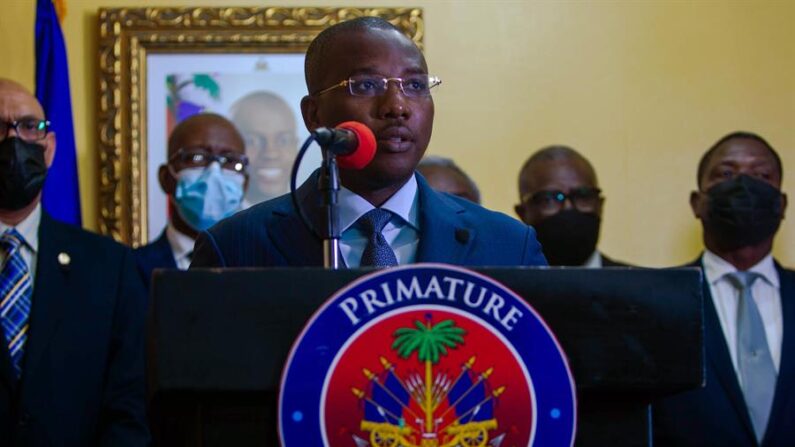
[654,131,795,447]
[0,79,148,445]
[514,145,628,267]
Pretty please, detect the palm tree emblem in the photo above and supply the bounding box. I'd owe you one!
[393,317,466,434]
[352,315,504,447]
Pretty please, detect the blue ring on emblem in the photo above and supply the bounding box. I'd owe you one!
[279,263,577,446]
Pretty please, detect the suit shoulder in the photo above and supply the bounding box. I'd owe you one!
[209,195,290,236]
[776,263,795,280]
[48,219,130,257]
[451,197,529,232]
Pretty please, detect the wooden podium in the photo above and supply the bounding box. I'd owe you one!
[147,267,703,446]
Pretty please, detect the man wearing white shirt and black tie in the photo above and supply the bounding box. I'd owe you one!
[654,131,794,447]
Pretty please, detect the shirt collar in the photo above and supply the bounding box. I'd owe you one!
[0,203,41,254]
[338,175,419,232]
[166,222,196,261]
[702,249,779,288]
[582,250,602,268]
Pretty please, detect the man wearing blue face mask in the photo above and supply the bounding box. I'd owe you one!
[654,131,795,447]
[134,113,248,288]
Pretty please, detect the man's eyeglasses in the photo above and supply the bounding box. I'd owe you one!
[169,147,249,173]
[314,74,442,98]
[0,119,51,142]
[522,187,602,213]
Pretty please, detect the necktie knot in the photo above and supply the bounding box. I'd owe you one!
[726,271,763,291]
[358,208,393,234]
[0,229,25,256]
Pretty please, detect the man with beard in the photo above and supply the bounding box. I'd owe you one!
[654,132,795,446]
[514,145,627,267]
[191,17,546,268]
[0,79,148,445]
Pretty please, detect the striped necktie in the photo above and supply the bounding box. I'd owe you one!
[0,229,33,378]
[726,271,777,443]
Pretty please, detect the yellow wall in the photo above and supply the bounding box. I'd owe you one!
[2,0,794,267]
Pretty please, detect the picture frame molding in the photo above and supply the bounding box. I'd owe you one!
[97,6,424,246]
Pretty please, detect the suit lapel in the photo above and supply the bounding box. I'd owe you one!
[268,173,323,266]
[415,175,475,264]
[22,213,71,380]
[762,263,795,444]
[0,323,16,391]
[153,231,177,269]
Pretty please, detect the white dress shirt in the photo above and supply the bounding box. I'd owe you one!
[338,176,420,268]
[165,222,196,270]
[702,250,783,381]
[0,204,41,282]
[582,250,603,268]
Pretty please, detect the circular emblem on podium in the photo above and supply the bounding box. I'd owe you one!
[279,264,576,446]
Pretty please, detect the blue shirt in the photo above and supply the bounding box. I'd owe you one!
[339,176,419,267]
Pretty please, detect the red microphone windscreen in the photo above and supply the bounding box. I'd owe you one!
[336,121,376,170]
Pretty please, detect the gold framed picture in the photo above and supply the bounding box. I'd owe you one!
[97,6,424,246]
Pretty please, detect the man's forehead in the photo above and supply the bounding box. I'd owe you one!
[324,28,425,72]
[709,138,777,167]
[171,121,244,154]
[0,86,45,119]
[523,158,597,191]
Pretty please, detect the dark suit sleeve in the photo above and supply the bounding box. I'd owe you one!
[98,248,150,446]
[190,230,225,268]
[522,225,548,266]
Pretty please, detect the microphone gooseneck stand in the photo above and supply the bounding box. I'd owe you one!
[318,151,341,269]
[290,130,345,270]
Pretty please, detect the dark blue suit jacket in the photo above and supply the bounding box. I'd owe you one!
[133,230,177,291]
[653,259,795,446]
[191,173,547,268]
[0,212,149,447]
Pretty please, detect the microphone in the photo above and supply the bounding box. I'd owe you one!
[311,121,376,169]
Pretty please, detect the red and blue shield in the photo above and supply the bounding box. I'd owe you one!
[279,264,576,446]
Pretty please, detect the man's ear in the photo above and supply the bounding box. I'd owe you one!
[44,131,56,168]
[514,204,525,221]
[781,193,788,219]
[159,164,176,195]
[689,191,703,219]
[300,95,319,131]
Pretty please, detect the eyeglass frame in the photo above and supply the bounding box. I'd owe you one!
[312,74,442,98]
[521,187,603,213]
[0,119,51,143]
[167,147,250,174]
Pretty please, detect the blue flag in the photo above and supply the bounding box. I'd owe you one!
[35,0,81,226]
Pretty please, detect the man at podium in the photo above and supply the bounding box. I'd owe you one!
[654,131,795,446]
[191,17,547,269]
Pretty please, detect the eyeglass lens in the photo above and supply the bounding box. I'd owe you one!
[173,148,248,173]
[531,188,601,212]
[347,75,438,97]
[0,119,49,142]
